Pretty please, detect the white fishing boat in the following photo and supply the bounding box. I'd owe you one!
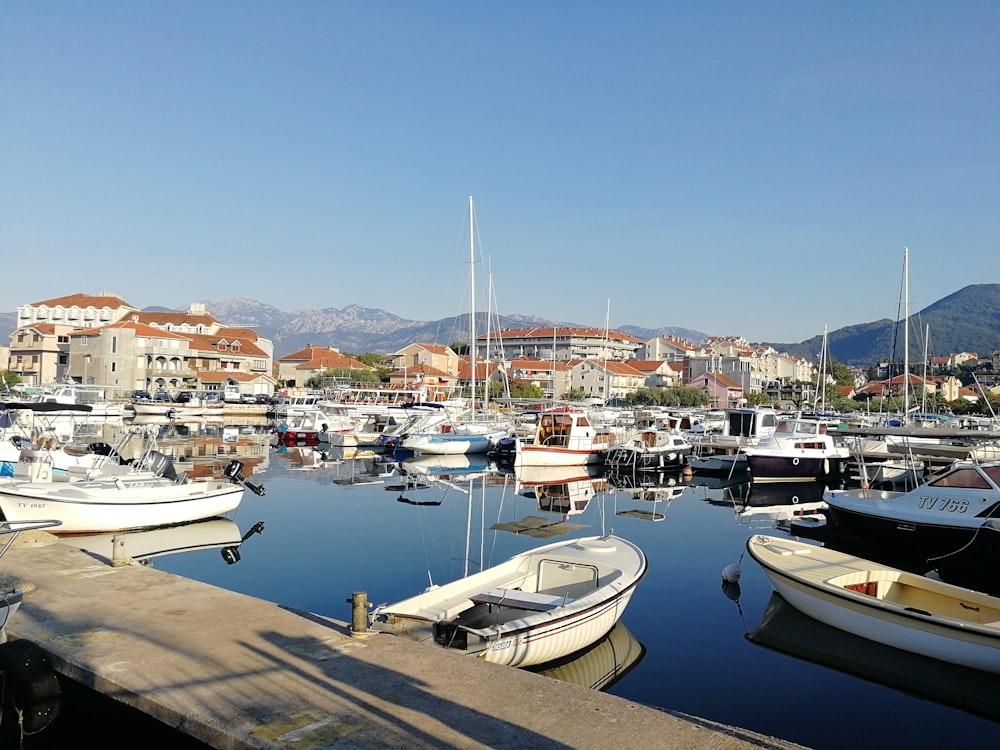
[273,407,358,447]
[747,534,1000,673]
[603,411,693,471]
[0,427,265,534]
[490,407,617,467]
[369,533,646,667]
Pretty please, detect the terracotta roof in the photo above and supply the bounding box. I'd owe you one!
[279,345,342,362]
[71,321,189,339]
[487,327,644,344]
[133,310,221,327]
[29,292,136,309]
[388,363,453,379]
[183,332,269,358]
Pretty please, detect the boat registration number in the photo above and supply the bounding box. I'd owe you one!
[917,496,969,513]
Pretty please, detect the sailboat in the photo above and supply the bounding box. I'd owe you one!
[401,197,511,456]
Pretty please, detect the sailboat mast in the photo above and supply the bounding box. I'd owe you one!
[903,247,909,421]
[469,196,476,415]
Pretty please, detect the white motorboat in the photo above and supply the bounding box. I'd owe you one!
[743,418,849,483]
[490,407,617,468]
[0,428,265,534]
[747,534,1000,673]
[369,533,646,667]
[823,459,1000,558]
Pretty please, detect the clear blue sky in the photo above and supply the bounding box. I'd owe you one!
[2,2,997,344]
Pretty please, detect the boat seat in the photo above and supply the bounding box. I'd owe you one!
[470,587,569,612]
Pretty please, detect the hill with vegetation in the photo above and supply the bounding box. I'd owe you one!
[763,284,1000,367]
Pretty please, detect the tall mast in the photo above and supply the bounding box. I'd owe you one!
[903,247,909,421]
[469,196,476,416]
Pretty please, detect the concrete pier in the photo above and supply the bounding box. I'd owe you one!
[2,531,806,749]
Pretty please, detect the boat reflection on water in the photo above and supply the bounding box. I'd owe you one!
[607,468,689,523]
[738,481,829,529]
[60,517,265,566]
[747,592,1000,723]
[524,621,646,691]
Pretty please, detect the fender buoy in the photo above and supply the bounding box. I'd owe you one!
[823,458,830,475]
[0,638,61,734]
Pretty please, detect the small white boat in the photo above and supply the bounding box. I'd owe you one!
[0,428,265,534]
[747,534,1000,673]
[369,534,646,667]
[400,419,510,456]
[603,415,693,471]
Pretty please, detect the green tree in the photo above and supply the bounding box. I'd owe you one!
[743,392,772,407]
[565,388,587,401]
[1,371,20,391]
[658,385,709,407]
[510,381,544,399]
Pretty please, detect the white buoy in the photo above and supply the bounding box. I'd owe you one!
[721,563,742,583]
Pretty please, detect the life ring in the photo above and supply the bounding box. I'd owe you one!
[0,638,61,734]
[791,495,800,504]
[792,457,800,466]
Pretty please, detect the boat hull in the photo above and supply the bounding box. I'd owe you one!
[748,535,1000,673]
[746,453,846,483]
[370,535,646,668]
[0,479,245,534]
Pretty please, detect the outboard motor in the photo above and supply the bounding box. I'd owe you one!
[221,520,266,565]
[143,450,177,481]
[223,460,266,496]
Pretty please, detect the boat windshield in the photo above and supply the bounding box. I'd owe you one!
[927,466,999,490]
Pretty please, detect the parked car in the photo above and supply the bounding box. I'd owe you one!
[240,393,257,404]
[154,391,173,402]
[130,389,152,402]
[255,394,273,405]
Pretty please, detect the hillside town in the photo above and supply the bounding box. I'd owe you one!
[3,291,998,413]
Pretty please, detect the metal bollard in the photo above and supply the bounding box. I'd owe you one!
[349,591,368,635]
[111,535,130,567]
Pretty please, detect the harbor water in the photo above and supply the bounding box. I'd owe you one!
[20,422,1000,748]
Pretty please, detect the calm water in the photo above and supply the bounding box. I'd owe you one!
[38,425,1000,748]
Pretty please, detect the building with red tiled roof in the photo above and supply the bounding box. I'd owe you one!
[641,336,703,362]
[480,327,643,362]
[388,343,460,378]
[385,363,457,390]
[507,357,573,400]
[570,359,648,400]
[9,293,141,386]
[8,293,277,395]
[688,371,744,409]
[625,359,683,389]
[275,345,374,386]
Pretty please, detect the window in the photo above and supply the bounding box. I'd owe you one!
[80,336,89,347]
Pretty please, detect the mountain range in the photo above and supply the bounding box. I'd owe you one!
[2,284,998,366]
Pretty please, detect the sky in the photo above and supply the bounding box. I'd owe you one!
[2,2,997,344]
